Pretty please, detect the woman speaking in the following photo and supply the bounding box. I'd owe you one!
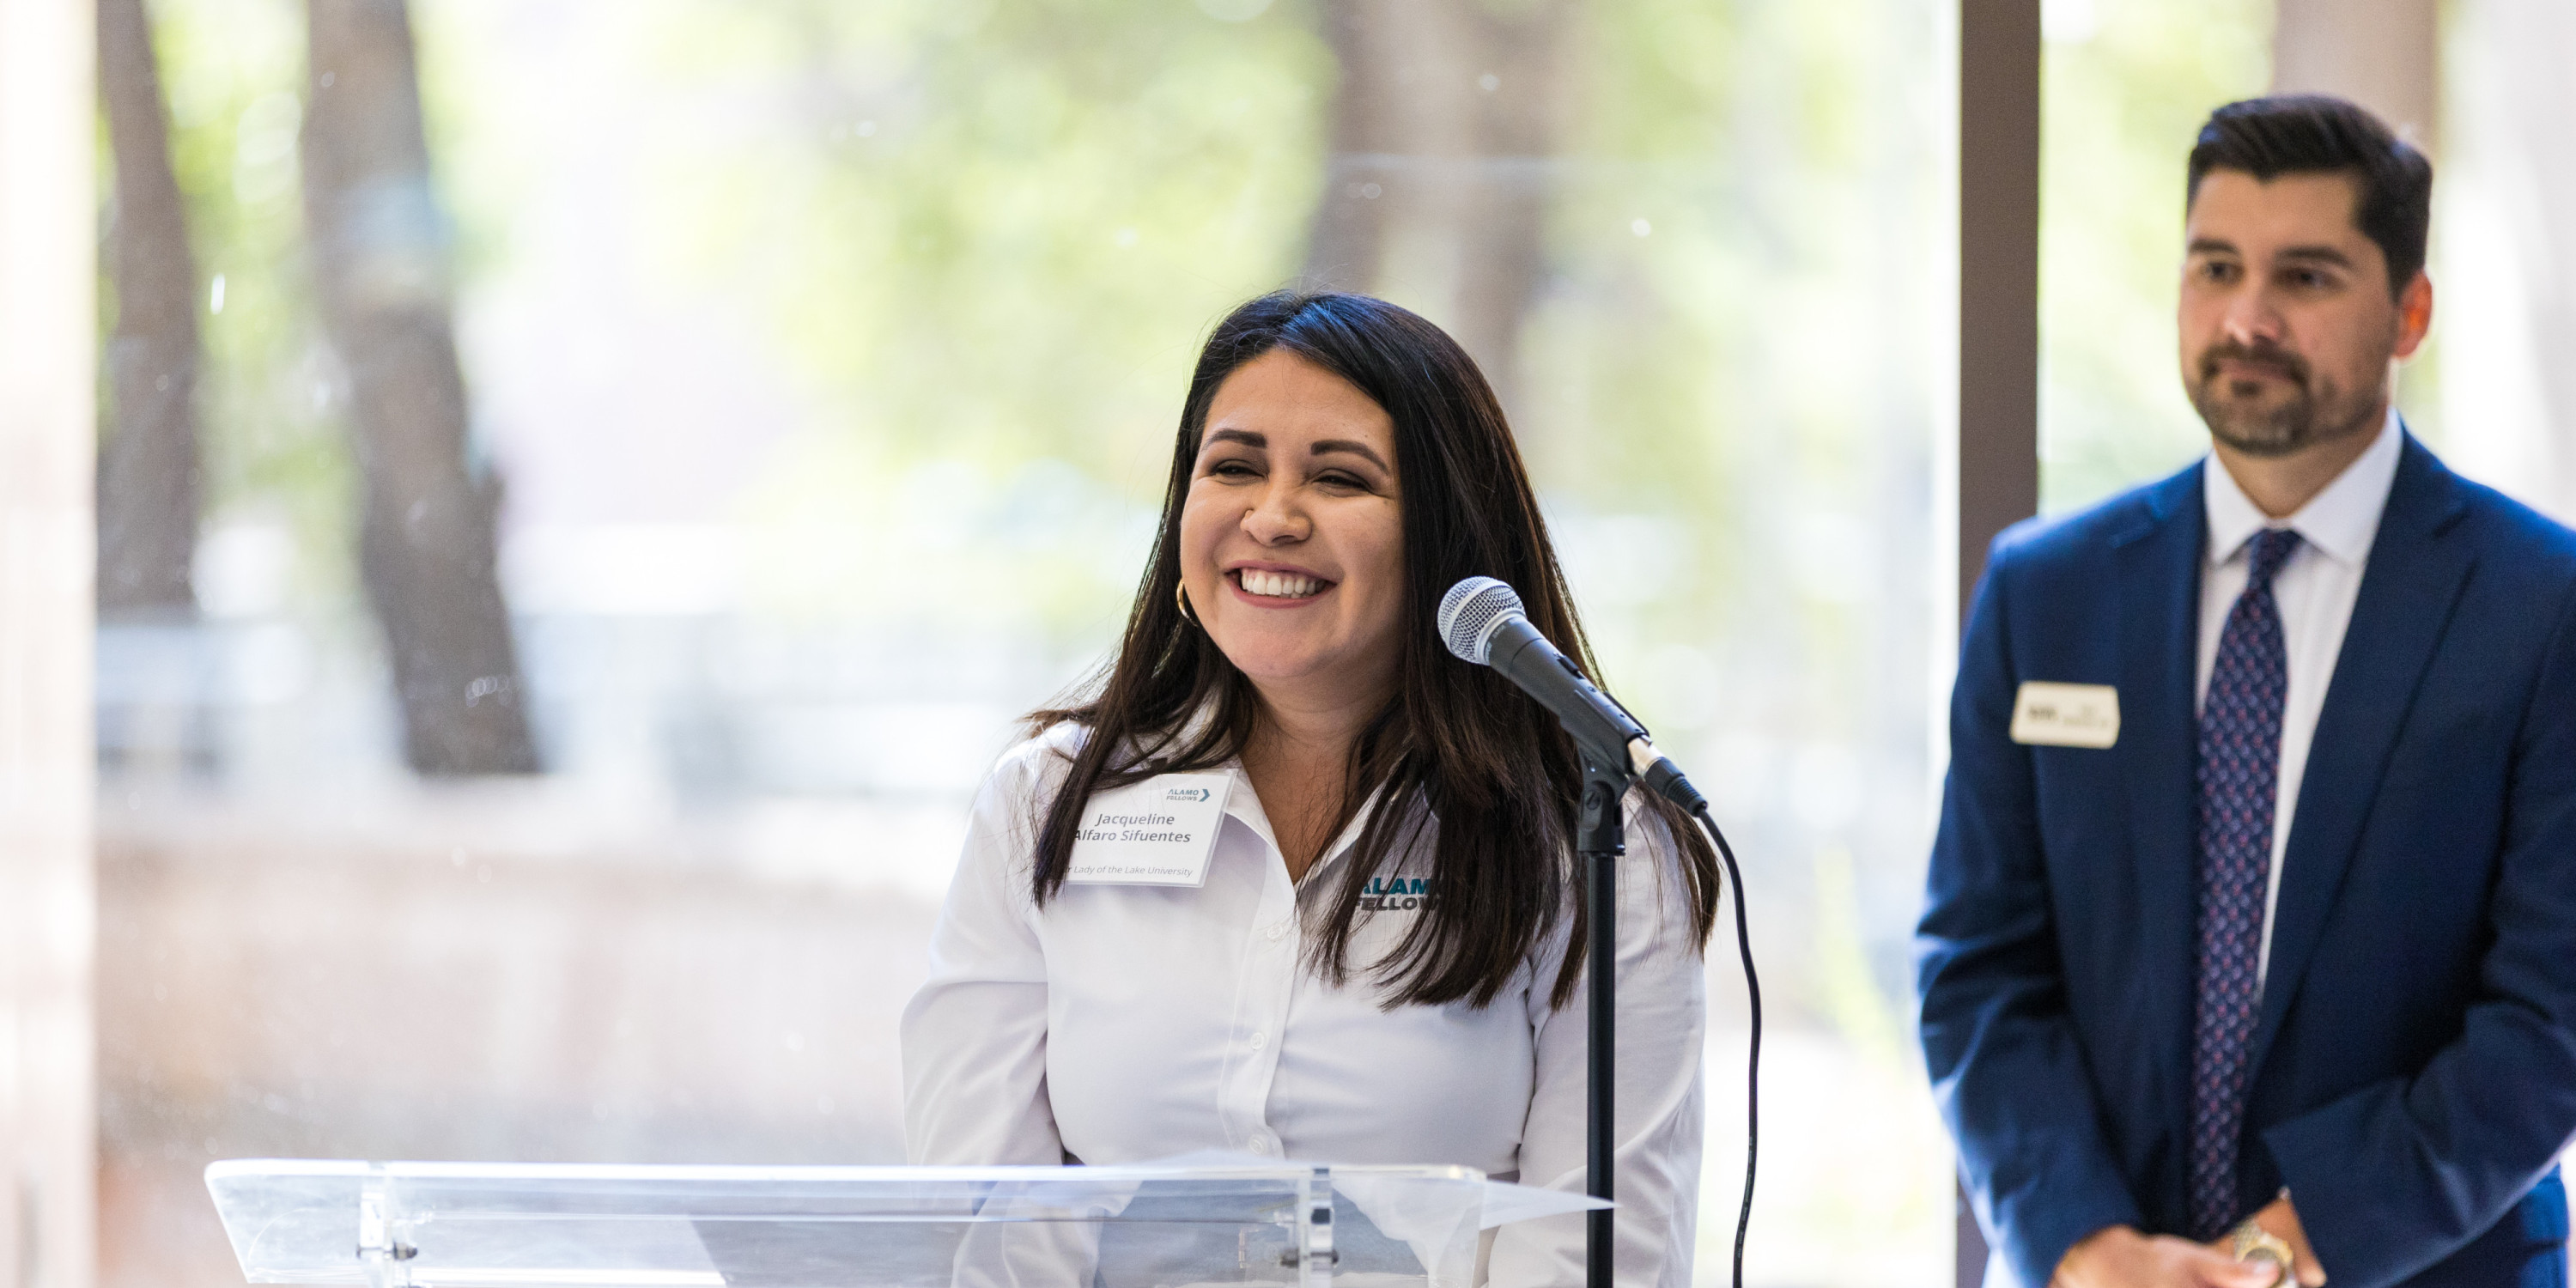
[901,291,1724,1288]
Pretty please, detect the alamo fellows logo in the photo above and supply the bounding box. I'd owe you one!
[1360,875,1435,913]
[1166,786,1211,804]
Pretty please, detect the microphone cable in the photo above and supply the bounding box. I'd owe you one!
[1692,799,1759,1288]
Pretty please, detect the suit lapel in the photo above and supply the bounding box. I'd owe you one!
[2246,436,2476,1077]
[2113,462,2207,1172]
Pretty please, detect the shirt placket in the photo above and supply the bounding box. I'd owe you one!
[1213,774,1299,1157]
[1221,859,1302,1157]
[1213,778,1387,1158]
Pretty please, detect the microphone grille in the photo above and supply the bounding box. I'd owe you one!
[1437,576,1526,665]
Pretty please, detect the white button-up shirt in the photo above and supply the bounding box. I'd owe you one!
[902,724,1709,1288]
[2196,407,2404,987]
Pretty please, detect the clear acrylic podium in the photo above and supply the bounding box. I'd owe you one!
[206,1158,1607,1288]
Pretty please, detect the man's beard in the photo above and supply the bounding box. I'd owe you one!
[2188,339,2378,459]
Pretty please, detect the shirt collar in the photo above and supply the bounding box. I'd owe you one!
[1219,763,1402,887]
[1162,696,1417,885]
[2202,404,2403,568]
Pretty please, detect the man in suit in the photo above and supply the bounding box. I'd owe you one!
[1918,94,2576,1288]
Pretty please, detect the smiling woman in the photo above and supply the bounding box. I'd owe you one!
[1182,348,1408,880]
[900,291,1728,1287]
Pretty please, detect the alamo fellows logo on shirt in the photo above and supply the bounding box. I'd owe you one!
[1066,772,1234,887]
[1360,875,1435,913]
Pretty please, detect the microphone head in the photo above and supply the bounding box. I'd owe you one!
[1438,576,1526,665]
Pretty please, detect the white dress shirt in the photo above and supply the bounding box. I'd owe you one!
[902,723,1709,1288]
[2195,407,2403,987]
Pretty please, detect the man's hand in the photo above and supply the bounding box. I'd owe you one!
[2051,1224,2280,1288]
[2206,1196,2326,1287]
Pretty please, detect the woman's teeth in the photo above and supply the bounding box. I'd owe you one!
[1237,569,1324,598]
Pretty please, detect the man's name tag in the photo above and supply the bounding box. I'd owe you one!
[1065,772,1234,887]
[2010,681,2120,749]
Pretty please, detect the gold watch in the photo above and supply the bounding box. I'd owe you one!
[2228,1216,2295,1286]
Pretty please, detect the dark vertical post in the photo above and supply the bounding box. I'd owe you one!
[1959,0,2042,624]
[1954,2,2040,1285]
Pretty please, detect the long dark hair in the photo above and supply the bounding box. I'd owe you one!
[1029,290,1721,1008]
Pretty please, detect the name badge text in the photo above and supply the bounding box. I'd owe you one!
[1066,772,1234,887]
[2010,681,2120,749]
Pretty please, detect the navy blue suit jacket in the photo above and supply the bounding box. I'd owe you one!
[1918,435,2576,1288]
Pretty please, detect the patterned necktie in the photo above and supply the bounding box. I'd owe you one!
[2188,526,2302,1239]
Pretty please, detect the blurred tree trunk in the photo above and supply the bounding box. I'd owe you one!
[1301,0,1400,292]
[97,0,202,619]
[1299,0,1578,416]
[1444,0,1575,417]
[301,0,538,775]
[2271,0,2439,151]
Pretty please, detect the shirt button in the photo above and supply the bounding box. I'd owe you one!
[1249,1138,1272,1155]
[1249,1030,1267,1050]
[1266,921,1289,942]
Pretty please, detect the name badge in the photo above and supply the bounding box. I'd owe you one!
[1066,772,1235,886]
[2010,681,2120,749]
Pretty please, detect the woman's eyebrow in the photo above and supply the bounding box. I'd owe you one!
[1204,428,1266,450]
[1311,439,1390,471]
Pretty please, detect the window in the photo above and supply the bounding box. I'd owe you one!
[95,1,1968,1285]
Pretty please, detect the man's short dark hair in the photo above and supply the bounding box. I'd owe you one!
[2187,94,2433,296]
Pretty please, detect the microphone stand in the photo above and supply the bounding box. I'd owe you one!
[1577,753,1626,1288]
[1437,580,1756,1288]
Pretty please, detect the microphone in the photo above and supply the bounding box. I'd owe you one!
[1438,576,1708,813]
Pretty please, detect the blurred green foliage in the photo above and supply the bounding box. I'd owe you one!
[129,0,1959,672]
[645,2,1327,473]
[126,0,1954,991]
[530,0,1338,637]
[124,0,2275,969]
[121,0,2290,628]
[1534,0,1947,735]
[2038,0,2272,513]
[125,0,355,601]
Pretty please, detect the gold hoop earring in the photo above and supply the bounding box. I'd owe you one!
[1176,582,1196,624]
